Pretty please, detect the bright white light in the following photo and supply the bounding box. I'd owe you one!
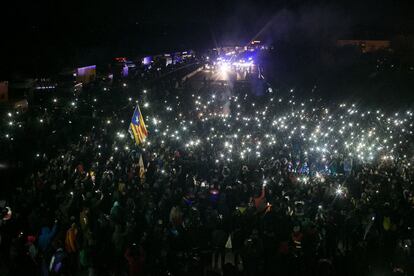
[219,62,230,74]
[123,83,127,87]
[144,102,149,108]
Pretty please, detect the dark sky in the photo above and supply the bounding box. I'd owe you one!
[1,0,413,77]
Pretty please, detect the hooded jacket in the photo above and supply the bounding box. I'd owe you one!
[38,224,57,252]
[65,224,78,253]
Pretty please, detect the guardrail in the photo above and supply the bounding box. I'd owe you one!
[181,66,204,82]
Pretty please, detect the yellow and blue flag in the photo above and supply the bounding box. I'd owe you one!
[129,104,148,145]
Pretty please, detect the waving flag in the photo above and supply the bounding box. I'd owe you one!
[129,104,148,145]
[138,154,146,180]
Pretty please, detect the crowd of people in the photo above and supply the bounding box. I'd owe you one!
[1,58,414,276]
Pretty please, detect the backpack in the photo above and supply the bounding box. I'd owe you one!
[50,248,66,273]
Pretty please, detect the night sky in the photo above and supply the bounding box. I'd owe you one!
[1,0,413,78]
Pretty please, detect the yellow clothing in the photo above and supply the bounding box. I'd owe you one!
[65,227,78,253]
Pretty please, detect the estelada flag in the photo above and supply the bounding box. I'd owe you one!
[138,154,145,180]
[129,104,148,145]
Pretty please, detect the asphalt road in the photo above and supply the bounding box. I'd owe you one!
[189,65,258,83]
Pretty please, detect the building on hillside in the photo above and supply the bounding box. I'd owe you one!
[337,40,391,53]
[0,79,32,110]
[112,57,135,79]
[0,81,8,102]
[8,79,35,100]
[75,65,96,84]
[34,78,57,91]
